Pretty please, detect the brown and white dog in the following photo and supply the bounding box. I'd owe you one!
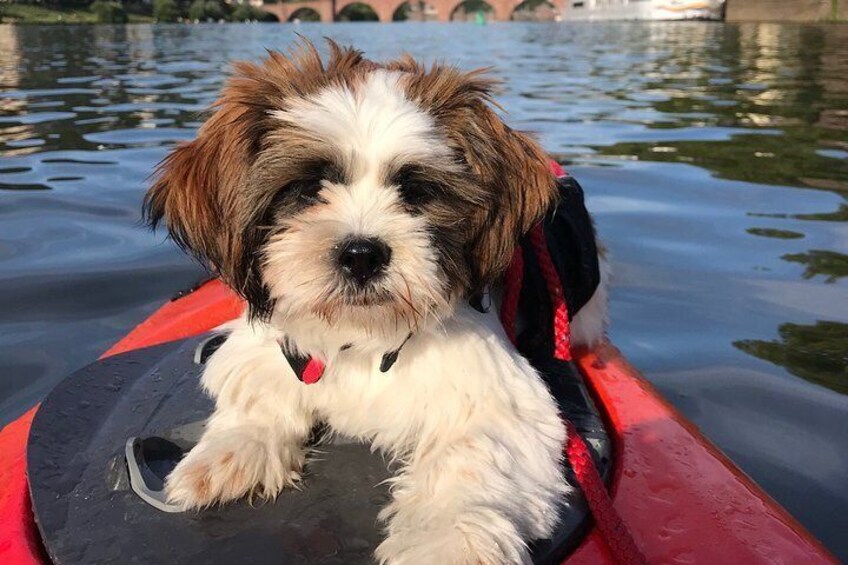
[145,41,608,565]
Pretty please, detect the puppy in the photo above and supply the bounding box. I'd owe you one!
[145,41,608,565]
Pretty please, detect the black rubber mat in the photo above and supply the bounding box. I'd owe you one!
[28,334,610,564]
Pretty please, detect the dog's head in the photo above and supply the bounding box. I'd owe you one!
[145,41,557,341]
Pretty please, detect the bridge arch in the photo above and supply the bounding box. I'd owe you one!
[288,6,322,21]
[259,1,334,23]
[392,0,438,20]
[393,1,408,20]
[511,0,556,20]
[336,1,381,20]
[448,0,494,21]
[391,1,409,20]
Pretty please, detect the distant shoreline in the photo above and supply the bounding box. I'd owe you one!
[0,4,153,25]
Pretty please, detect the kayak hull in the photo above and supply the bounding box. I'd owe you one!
[0,279,838,564]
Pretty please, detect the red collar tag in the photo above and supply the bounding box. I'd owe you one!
[280,345,325,385]
[301,358,325,384]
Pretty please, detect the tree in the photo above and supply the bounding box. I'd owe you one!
[231,4,275,21]
[187,0,205,20]
[90,1,129,23]
[188,0,224,21]
[153,0,180,21]
[203,0,224,20]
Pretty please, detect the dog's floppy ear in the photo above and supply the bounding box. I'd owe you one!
[143,69,273,317]
[461,105,557,290]
[145,41,371,319]
[400,63,558,291]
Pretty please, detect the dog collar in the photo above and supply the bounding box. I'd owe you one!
[281,334,412,385]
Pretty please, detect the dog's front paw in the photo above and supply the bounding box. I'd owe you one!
[165,432,304,510]
[376,514,529,565]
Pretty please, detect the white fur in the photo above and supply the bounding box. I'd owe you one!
[167,307,568,565]
[271,70,452,168]
[265,70,462,351]
[165,70,607,564]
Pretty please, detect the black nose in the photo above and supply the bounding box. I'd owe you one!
[338,238,391,284]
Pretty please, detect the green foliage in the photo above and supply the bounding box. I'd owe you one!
[0,2,155,24]
[231,4,253,21]
[90,1,129,23]
[204,0,224,20]
[3,3,83,24]
[153,0,180,22]
[188,0,224,21]
[231,4,275,21]
[187,0,204,20]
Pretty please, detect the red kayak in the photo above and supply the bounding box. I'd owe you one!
[0,276,837,564]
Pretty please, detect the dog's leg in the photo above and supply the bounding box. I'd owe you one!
[376,434,564,565]
[375,349,567,565]
[166,322,314,509]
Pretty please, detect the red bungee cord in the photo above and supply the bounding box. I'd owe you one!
[500,222,647,565]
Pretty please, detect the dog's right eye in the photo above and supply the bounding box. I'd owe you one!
[287,179,324,206]
[398,180,440,207]
[392,165,444,207]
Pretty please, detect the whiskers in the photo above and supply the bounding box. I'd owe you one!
[290,272,449,338]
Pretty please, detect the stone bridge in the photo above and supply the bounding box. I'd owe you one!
[260,0,562,23]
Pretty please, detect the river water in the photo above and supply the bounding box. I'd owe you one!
[1,22,846,559]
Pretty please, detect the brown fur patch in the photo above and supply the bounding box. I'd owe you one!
[185,465,210,501]
[145,40,557,316]
[242,394,259,412]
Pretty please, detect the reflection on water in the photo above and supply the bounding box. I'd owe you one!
[746,227,805,239]
[0,21,846,559]
[735,321,848,395]
[782,249,848,283]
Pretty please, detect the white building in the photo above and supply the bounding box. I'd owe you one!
[563,0,725,21]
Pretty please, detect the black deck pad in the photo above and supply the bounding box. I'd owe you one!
[28,335,611,565]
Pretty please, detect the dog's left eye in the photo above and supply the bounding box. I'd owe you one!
[392,166,444,207]
[289,180,324,205]
[398,180,442,206]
